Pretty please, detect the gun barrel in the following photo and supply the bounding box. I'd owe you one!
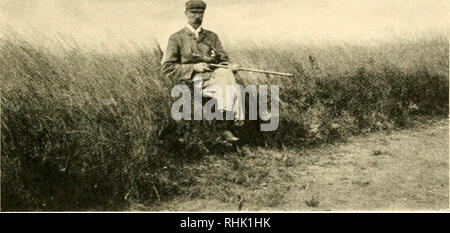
[210,64,293,77]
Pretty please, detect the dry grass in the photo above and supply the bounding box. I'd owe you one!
[1,32,448,211]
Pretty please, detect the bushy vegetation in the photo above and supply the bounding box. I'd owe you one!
[1,34,448,211]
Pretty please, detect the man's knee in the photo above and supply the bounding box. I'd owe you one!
[213,67,234,77]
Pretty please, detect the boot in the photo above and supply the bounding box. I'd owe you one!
[223,129,239,142]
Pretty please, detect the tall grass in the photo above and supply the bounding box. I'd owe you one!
[1,34,448,210]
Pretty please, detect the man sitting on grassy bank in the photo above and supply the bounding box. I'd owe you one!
[162,0,244,143]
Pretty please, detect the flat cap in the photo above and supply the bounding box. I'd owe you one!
[185,0,207,12]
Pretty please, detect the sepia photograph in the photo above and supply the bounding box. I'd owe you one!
[1,0,448,213]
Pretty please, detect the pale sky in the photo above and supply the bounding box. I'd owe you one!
[0,0,448,50]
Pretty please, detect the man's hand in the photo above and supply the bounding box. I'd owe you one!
[193,63,212,73]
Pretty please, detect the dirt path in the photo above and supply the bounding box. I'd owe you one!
[279,120,449,211]
[143,119,449,211]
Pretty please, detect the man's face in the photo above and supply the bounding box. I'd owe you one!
[185,10,204,28]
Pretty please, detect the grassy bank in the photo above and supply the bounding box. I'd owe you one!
[1,34,448,210]
[147,118,448,211]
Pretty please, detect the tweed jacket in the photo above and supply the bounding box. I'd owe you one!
[161,27,230,82]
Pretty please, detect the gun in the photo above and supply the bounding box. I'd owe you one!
[209,64,293,77]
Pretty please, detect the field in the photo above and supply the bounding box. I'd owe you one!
[1,33,448,211]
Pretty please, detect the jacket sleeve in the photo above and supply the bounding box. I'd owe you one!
[161,34,195,82]
[213,34,230,63]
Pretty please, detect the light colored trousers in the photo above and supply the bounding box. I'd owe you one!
[193,68,245,120]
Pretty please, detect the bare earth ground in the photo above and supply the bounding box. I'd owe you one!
[137,119,449,212]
